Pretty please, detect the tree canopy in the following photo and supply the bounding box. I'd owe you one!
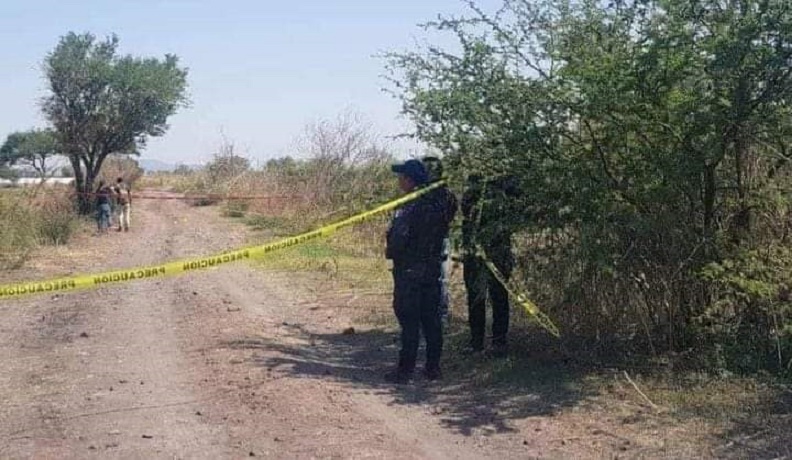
[0,129,60,178]
[386,0,792,373]
[42,32,189,210]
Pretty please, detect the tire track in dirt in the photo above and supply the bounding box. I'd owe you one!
[158,196,735,460]
[164,202,487,458]
[0,192,527,459]
[0,195,234,458]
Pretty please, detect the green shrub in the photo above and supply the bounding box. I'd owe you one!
[187,195,219,207]
[699,248,792,376]
[36,197,79,245]
[222,200,249,218]
[0,194,39,269]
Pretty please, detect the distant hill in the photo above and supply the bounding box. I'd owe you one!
[139,159,175,172]
[139,158,201,173]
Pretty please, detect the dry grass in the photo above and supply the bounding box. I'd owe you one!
[0,191,40,269]
[0,186,81,269]
[142,154,791,457]
[136,172,185,190]
[227,194,791,458]
[246,227,790,456]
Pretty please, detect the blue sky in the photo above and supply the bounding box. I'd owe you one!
[0,0,492,165]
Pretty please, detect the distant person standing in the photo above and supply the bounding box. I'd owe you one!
[421,156,458,327]
[94,181,112,234]
[113,177,132,232]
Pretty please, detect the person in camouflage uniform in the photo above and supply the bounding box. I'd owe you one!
[461,174,520,357]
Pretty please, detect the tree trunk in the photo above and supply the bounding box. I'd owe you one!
[733,130,751,241]
[703,163,717,238]
[69,155,92,214]
[88,153,108,188]
[79,151,111,214]
[34,155,47,181]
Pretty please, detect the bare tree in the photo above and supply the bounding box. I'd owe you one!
[295,110,393,205]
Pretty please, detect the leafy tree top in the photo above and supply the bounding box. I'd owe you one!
[42,32,189,161]
[0,129,58,166]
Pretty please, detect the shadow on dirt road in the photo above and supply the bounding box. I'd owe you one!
[224,325,591,438]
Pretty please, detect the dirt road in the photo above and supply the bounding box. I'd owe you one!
[1,192,732,459]
[0,193,539,459]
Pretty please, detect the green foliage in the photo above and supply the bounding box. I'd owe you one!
[173,164,193,175]
[0,165,18,181]
[386,0,792,374]
[178,140,252,203]
[222,200,249,218]
[0,194,39,269]
[35,197,79,245]
[699,248,792,375]
[0,129,59,177]
[206,154,250,184]
[243,213,311,237]
[265,156,299,174]
[99,154,144,184]
[42,32,189,212]
[292,111,397,210]
[0,189,79,269]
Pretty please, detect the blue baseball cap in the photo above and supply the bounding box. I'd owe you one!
[391,159,429,185]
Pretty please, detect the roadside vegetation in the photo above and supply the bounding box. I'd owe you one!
[2,1,790,455]
[151,0,792,453]
[0,142,147,271]
[146,107,787,456]
[0,187,80,269]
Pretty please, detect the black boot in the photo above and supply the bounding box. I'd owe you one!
[384,368,413,384]
[465,339,484,355]
[423,366,442,381]
[489,342,509,359]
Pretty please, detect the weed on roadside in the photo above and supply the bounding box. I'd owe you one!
[0,193,39,269]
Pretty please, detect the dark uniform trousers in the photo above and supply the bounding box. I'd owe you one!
[392,270,443,373]
[463,245,513,348]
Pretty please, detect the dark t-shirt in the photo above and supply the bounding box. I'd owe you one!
[462,176,521,254]
[95,186,111,207]
[386,186,455,281]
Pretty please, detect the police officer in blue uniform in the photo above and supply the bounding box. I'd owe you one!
[385,159,454,383]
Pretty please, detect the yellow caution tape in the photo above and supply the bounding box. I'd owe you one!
[477,246,560,337]
[466,180,559,337]
[0,183,443,300]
